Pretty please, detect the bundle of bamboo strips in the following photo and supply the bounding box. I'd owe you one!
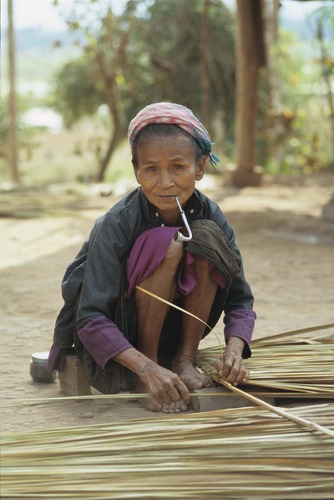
[198,327,334,397]
[2,404,334,499]
[251,323,334,346]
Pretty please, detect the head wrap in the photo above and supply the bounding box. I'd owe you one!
[128,102,220,167]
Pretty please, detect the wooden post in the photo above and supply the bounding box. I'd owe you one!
[7,0,20,185]
[232,0,265,187]
[200,0,211,133]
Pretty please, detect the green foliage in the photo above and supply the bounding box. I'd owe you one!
[259,25,334,175]
[50,56,105,127]
[51,0,236,142]
[22,0,333,182]
[135,0,236,129]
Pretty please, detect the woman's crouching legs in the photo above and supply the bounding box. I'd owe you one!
[135,238,184,361]
[134,239,189,412]
[173,256,217,390]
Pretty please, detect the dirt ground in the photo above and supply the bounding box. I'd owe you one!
[1,171,333,433]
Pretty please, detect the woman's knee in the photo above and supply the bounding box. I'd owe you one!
[192,255,211,278]
[163,239,184,268]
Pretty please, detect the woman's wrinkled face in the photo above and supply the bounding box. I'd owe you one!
[134,134,205,224]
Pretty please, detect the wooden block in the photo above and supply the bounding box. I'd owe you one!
[58,354,92,396]
[191,386,274,412]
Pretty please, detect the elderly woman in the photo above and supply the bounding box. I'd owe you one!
[47,102,256,413]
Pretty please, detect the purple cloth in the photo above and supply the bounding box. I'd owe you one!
[47,308,255,372]
[77,317,132,369]
[126,226,180,297]
[224,309,256,352]
[126,227,226,298]
[47,317,132,372]
[46,345,67,372]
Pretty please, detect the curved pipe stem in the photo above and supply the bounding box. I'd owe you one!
[174,196,193,242]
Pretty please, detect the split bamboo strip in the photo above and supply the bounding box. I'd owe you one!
[2,404,334,499]
[2,390,332,409]
[136,286,212,330]
[220,380,334,437]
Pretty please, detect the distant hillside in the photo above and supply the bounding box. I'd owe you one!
[1,28,79,82]
[2,28,73,56]
[1,9,330,85]
[2,9,328,59]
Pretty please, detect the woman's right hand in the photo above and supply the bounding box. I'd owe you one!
[114,347,190,412]
[139,360,190,407]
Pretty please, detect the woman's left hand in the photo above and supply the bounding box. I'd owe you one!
[213,336,249,386]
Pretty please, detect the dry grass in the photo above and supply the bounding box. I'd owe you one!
[2,325,334,498]
[1,127,133,188]
[2,404,334,499]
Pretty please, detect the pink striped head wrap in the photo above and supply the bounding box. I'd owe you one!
[128,102,219,166]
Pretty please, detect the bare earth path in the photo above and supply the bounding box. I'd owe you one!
[1,173,333,432]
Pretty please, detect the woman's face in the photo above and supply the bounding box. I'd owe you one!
[134,134,205,224]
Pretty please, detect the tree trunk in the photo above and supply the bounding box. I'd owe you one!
[261,0,285,169]
[95,51,125,182]
[7,0,20,184]
[96,120,121,183]
[233,0,265,187]
[200,0,211,132]
[317,21,334,163]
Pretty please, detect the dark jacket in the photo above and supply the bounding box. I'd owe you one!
[53,187,254,349]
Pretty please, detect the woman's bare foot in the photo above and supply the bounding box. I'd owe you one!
[173,359,214,390]
[133,380,188,413]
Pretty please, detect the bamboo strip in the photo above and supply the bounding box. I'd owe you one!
[136,285,212,331]
[220,381,334,437]
[2,391,334,410]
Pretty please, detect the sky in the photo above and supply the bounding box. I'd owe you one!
[1,0,333,32]
[1,0,125,30]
